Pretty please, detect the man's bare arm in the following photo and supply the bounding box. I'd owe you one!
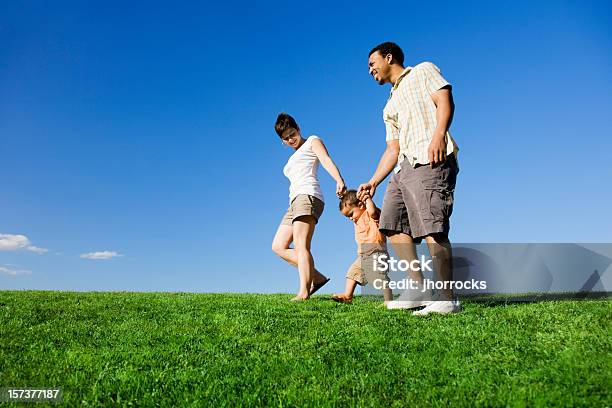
[428,86,455,166]
[357,139,399,200]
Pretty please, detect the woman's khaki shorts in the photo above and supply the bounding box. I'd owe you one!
[280,194,325,225]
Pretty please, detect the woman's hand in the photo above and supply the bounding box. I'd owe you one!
[336,181,347,198]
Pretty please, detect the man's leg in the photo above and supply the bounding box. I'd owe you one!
[379,173,431,309]
[384,239,432,308]
[414,232,460,315]
[425,233,453,301]
[396,155,460,315]
[378,173,424,282]
[387,232,423,284]
[382,286,393,303]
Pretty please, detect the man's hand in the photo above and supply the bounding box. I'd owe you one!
[357,182,377,201]
[428,134,447,167]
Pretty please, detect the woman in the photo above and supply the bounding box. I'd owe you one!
[271,112,346,301]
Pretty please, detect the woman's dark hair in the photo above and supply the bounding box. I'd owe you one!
[368,42,404,65]
[275,112,299,137]
[339,189,361,211]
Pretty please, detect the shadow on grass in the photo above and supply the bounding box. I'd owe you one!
[357,292,611,307]
[461,291,611,306]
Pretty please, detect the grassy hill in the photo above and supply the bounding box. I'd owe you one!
[0,291,610,406]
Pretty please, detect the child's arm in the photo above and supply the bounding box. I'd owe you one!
[362,193,381,220]
[311,138,346,198]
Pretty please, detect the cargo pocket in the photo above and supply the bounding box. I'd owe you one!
[421,176,454,221]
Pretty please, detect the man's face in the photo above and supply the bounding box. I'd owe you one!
[368,51,391,85]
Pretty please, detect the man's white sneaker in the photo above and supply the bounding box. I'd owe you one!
[412,299,461,316]
[386,283,433,310]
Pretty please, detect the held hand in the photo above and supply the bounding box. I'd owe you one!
[357,182,377,201]
[428,135,447,167]
[336,181,347,198]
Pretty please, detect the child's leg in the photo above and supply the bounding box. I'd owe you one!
[332,259,363,304]
[344,278,358,298]
[332,278,358,304]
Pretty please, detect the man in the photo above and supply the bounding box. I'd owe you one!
[358,42,460,315]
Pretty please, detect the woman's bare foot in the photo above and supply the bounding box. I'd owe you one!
[290,293,310,301]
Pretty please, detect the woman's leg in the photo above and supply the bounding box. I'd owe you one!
[271,224,296,265]
[271,223,328,287]
[291,216,317,300]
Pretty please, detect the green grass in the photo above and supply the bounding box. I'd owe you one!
[0,291,610,407]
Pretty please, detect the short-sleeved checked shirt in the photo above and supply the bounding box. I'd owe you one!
[383,62,459,170]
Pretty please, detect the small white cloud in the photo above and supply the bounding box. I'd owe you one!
[0,233,48,254]
[0,265,32,276]
[80,251,122,260]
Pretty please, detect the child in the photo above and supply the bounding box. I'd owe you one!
[332,190,393,305]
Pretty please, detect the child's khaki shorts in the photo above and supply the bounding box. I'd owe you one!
[281,194,324,226]
[346,251,390,286]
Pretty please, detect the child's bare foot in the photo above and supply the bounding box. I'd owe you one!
[331,293,353,304]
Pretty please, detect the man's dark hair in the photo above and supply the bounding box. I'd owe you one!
[339,189,361,211]
[275,112,299,137]
[369,42,404,65]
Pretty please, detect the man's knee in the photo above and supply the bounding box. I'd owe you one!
[386,231,415,243]
[425,232,450,245]
[380,229,396,238]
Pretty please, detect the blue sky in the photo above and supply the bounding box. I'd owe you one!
[1,0,611,293]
